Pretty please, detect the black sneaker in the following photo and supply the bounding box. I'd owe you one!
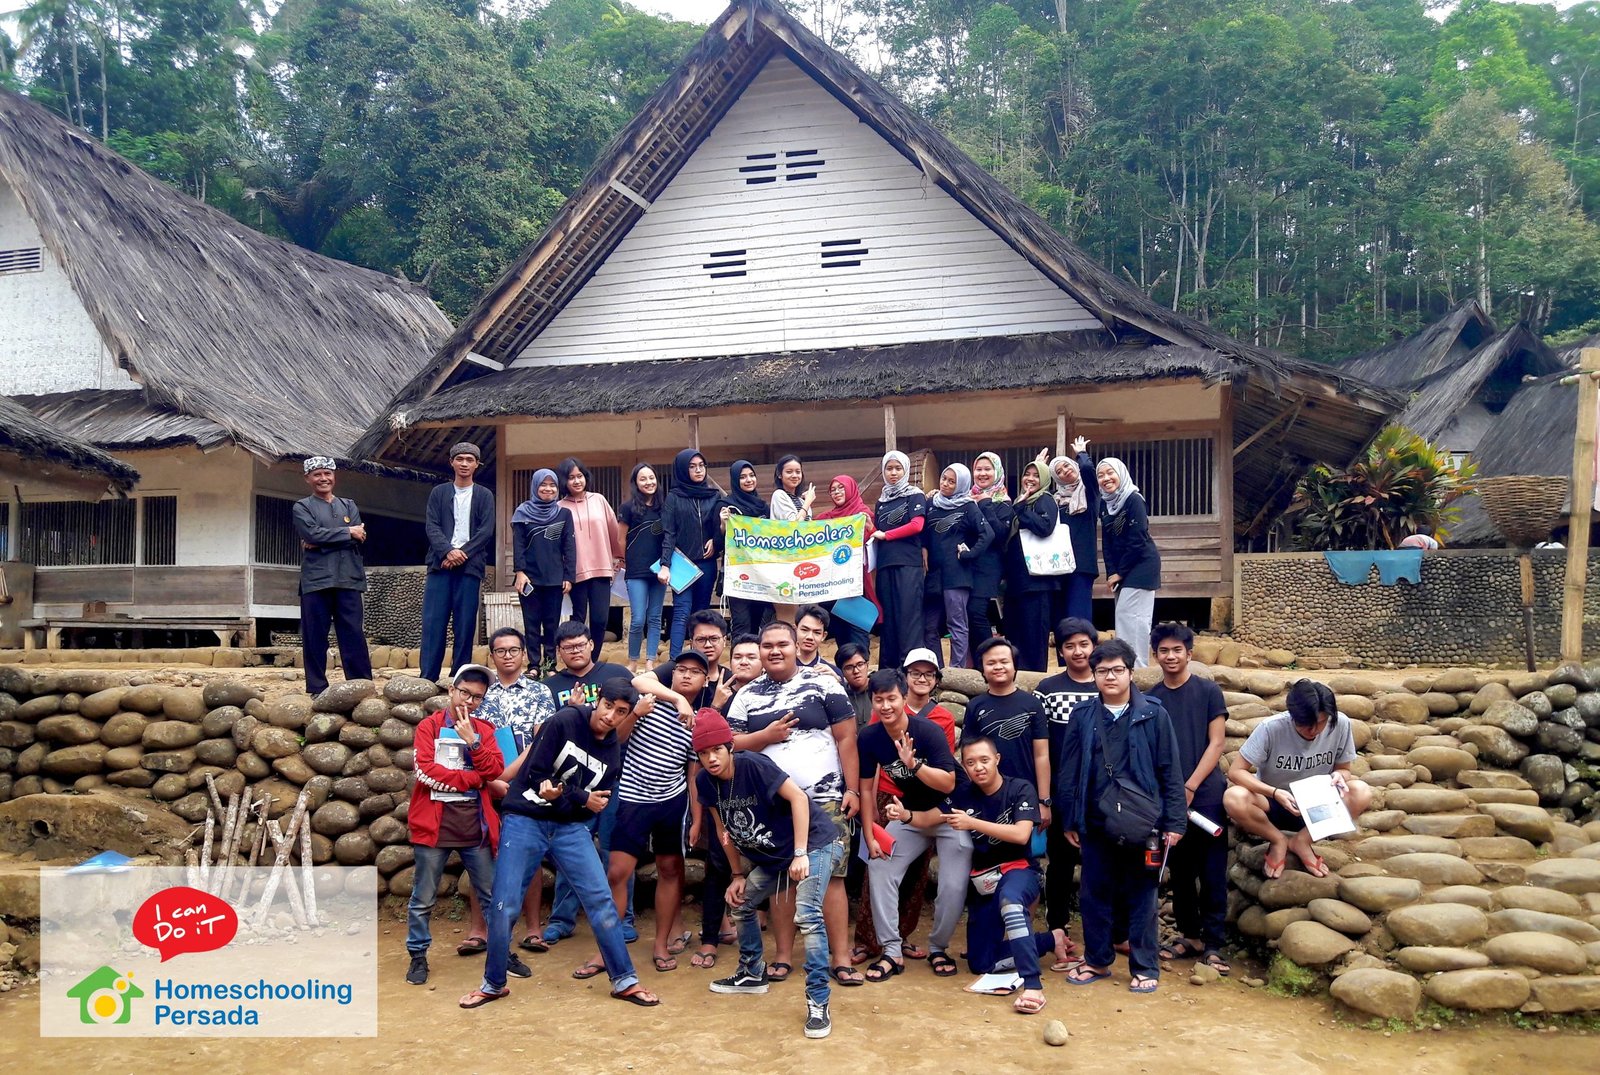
[709,968,769,995]
[506,953,533,978]
[804,1000,831,1039]
[406,954,428,985]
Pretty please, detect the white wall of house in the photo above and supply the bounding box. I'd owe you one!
[514,56,1102,368]
[0,176,139,395]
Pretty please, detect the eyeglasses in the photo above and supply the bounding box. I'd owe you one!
[1094,667,1130,678]
[491,647,524,657]
[453,688,486,703]
[841,662,868,673]
[558,641,590,652]
[906,669,937,679]
[692,634,723,644]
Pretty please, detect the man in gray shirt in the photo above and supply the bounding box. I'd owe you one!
[294,456,371,695]
[1224,680,1371,880]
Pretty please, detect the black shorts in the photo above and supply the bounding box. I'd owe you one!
[612,794,689,860]
[1266,799,1306,834]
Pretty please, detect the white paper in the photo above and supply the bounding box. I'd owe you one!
[965,972,1022,995]
[430,730,474,803]
[1288,774,1356,840]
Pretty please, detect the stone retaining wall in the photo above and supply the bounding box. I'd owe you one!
[1235,550,1600,667]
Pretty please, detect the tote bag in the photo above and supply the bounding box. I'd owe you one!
[1019,524,1076,576]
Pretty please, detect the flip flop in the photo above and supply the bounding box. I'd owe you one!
[903,944,928,960]
[1264,847,1288,879]
[864,956,904,982]
[766,962,793,982]
[928,952,959,977]
[1066,964,1111,986]
[518,935,549,953]
[572,960,606,980]
[1297,852,1329,878]
[1159,939,1204,960]
[458,987,509,1008]
[652,955,678,972]
[456,937,487,956]
[1047,928,1079,971]
[830,965,865,986]
[1129,975,1159,994]
[1013,991,1047,1015]
[850,944,876,966]
[690,947,718,970]
[666,931,693,956]
[612,984,661,1007]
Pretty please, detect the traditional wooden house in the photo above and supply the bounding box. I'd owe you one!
[353,0,1396,612]
[0,88,452,645]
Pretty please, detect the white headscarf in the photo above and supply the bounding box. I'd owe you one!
[1097,457,1139,516]
[879,450,917,502]
[931,464,974,510]
[1050,455,1088,516]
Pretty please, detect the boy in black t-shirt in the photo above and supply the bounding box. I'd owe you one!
[960,638,1051,826]
[856,669,970,980]
[1146,623,1229,973]
[693,709,843,1040]
[905,736,1069,1017]
[1033,617,1099,948]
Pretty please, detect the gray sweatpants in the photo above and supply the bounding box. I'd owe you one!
[1115,586,1156,668]
[868,820,973,960]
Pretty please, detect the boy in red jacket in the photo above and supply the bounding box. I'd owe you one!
[406,665,524,985]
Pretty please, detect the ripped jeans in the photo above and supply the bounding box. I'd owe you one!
[731,841,845,1007]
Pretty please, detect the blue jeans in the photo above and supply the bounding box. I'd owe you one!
[732,842,844,1006]
[625,577,666,662]
[546,793,635,941]
[407,843,495,955]
[964,865,1055,989]
[420,569,482,681]
[666,561,717,658]
[484,814,637,993]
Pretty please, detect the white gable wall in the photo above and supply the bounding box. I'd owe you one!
[515,56,1100,367]
[0,176,137,394]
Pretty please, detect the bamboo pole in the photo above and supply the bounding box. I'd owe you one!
[1562,348,1599,662]
[253,790,311,927]
[299,817,318,927]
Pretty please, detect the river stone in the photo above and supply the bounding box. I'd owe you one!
[1426,885,1497,909]
[1308,898,1372,934]
[1357,809,1406,831]
[272,753,316,784]
[97,712,147,748]
[1356,834,1461,860]
[1424,969,1531,1011]
[103,769,155,788]
[1339,875,1423,912]
[0,721,35,749]
[1471,682,1516,713]
[160,689,205,722]
[374,718,412,751]
[384,677,439,704]
[265,697,312,731]
[1236,905,1268,938]
[1520,691,1555,719]
[229,713,261,753]
[1329,968,1422,1021]
[193,738,238,766]
[364,767,409,794]
[1383,788,1470,814]
[1488,908,1600,942]
[350,698,391,728]
[1427,669,1476,694]
[302,714,344,744]
[150,772,189,800]
[199,706,243,739]
[1374,693,1428,724]
[1549,662,1596,690]
[359,793,396,818]
[1576,693,1600,726]
[313,680,377,714]
[1256,869,1340,909]
[202,680,258,708]
[42,744,108,776]
[1418,692,1459,716]
[1497,887,1583,916]
[1519,755,1567,802]
[365,744,393,769]
[1477,803,1555,843]
[141,746,195,773]
[1459,770,1534,790]
[1530,976,1600,1014]
[342,752,372,778]
[332,776,370,803]
[375,844,414,874]
[1364,769,1416,789]
[310,799,360,837]
[1401,813,1495,839]
[339,723,378,750]
[1478,701,1539,736]
[1396,946,1490,972]
[14,695,62,722]
[141,720,202,750]
[390,703,427,727]
[1382,853,1482,886]
[1387,904,1490,947]
[1483,932,1587,974]
[35,715,102,745]
[1336,695,1374,721]
[301,742,351,776]
[102,745,144,771]
[1264,907,1313,938]
[1463,789,1541,808]
[77,688,127,720]
[1456,725,1529,767]
[1326,675,1378,696]
[369,815,408,845]
[1277,920,1357,966]
[1525,858,1600,894]
[1536,722,1585,755]
[252,726,301,760]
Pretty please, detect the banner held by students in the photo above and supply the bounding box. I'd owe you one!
[723,515,866,604]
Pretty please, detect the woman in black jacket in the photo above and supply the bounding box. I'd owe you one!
[924,463,993,667]
[717,460,771,638]
[998,454,1059,672]
[1049,435,1100,639]
[969,451,1009,654]
[1097,456,1161,668]
[512,468,576,674]
[659,448,722,658]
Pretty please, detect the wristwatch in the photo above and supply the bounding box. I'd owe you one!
[793,848,808,857]
[1040,797,1053,807]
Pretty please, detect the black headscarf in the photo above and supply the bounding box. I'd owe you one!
[671,448,720,500]
[723,459,768,517]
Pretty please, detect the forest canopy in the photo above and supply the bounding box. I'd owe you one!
[4,0,1597,359]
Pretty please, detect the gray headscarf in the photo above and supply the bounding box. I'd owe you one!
[931,464,974,510]
[1097,457,1140,516]
[1050,455,1088,516]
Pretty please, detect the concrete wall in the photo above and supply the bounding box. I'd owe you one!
[1234,550,1600,666]
[0,177,137,394]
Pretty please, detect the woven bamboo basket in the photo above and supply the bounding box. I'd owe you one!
[1475,475,1570,548]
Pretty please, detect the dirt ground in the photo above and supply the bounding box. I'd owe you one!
[4,908,1594,1075]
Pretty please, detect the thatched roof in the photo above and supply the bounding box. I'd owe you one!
[0,88,452,461]
[351,0,1397,507]
[0,394,139,497]
[1559,334,1600,364]
[21,390,231,451]
[1339,300,1497,388]
[1392,322,1567,447]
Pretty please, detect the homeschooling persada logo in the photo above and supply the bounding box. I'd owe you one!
[67,966,143,1025]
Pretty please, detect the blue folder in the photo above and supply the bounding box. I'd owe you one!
[650,550,705,594]
[830,594,880,631]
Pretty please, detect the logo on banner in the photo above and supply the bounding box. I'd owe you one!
[68,967,143,1025]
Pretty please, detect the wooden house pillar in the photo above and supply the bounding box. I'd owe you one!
[883,404,897,452]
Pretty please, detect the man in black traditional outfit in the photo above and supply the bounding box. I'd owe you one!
[294,456,372,694]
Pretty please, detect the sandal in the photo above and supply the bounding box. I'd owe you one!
[1013,990,1047,1015]
[518,935,548,954]
[928,952,959,977]
[830,965,865,986]
[690,946,718,970]
[667,931,693,956]
[849,944,874,966]
[765,961,793,982]
[1066,964,1111,986]
[864,956,904,982]
[1159,938,1204,961]
[1296,851,1329,878]
[1202,950,1231,976]
[1047,929,1079,972]
[458,986,509,1008]
[612,984,661,1007]
[652,955,678,972]
[572,960,606,980]
[456,937,487,956]
[1129,974,1159,994]
[903,944,928,960]
[1264,846,1288,879]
